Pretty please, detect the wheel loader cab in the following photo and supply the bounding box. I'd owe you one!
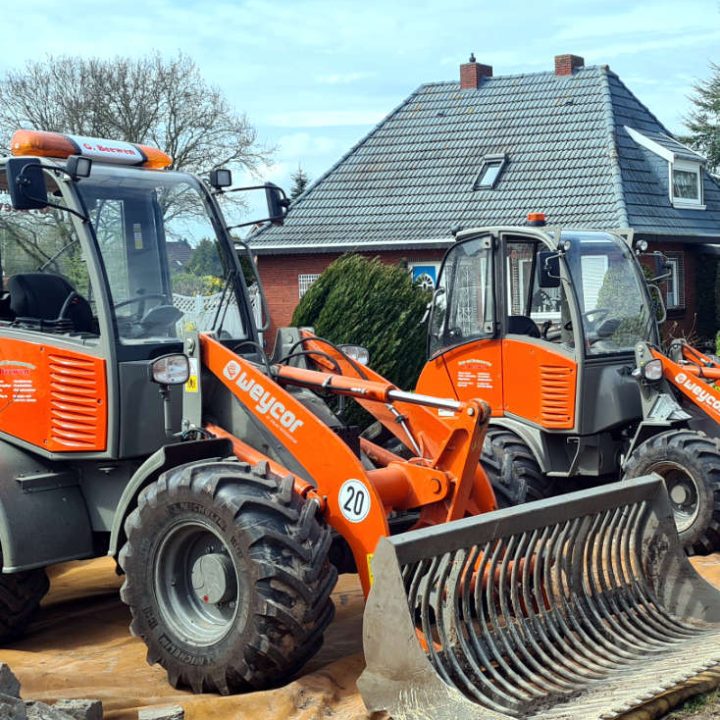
[0,133,257,461]
[420,226,658,477]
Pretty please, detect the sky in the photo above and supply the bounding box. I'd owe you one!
[3,0,720,219]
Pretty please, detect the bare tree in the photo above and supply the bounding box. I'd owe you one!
[0,52,270,175]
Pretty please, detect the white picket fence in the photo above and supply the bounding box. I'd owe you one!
[171,284,261,339]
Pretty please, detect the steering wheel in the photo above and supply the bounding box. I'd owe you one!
[58,291,80,320]
[564,307,610,332]
[113,293,168,311]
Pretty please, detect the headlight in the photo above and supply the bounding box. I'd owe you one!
[642,358,663,382]
[338,344,370,366]
[151,354,190,385]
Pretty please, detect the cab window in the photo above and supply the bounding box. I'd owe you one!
[0,168,99,339]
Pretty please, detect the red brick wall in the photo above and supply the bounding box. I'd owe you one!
[652,240,697,339]
[256,249,446,349]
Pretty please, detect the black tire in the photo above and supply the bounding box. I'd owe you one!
[482,428,551,506]
[623,429,720,555]
[0,560,49,642]
[119,459,337,694]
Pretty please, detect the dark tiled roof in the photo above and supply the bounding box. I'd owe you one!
[252,66,720,253]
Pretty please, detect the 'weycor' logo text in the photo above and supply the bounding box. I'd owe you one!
[675,372,720,414]
[223,361,304,433]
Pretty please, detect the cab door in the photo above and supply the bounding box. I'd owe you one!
[500,235,577,429]
[417,233,504,412]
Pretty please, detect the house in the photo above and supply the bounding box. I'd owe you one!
[250,54,720,344]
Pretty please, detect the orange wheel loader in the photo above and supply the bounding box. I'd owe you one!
[1,132,720,720]
[403,218,720,555]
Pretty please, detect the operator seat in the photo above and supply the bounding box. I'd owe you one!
[8,273,95,334]
[507,315,541,338]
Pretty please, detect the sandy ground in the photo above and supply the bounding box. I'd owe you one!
[4,562,370,719]
[1,555,719,720]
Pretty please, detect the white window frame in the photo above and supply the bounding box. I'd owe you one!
[670,160,704,209]
[625,127,705,210]
[298,273,320,299]
[664,253,685,310]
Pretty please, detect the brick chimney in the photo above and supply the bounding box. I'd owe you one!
[460,53,493,89]
[555,54,585,76]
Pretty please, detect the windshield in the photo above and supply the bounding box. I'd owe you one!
[76,165,246,345]
[563,232,656,356]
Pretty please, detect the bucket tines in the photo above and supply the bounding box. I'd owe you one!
[359,477,720,720]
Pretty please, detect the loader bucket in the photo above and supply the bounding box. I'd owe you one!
[359,476,720,720]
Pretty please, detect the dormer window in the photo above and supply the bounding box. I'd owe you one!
[671,161,702,206]
[625,127,706,209]
[474,154,507,190]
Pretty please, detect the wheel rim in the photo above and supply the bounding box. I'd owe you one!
[154,520,241,646]
[651,461,700,534]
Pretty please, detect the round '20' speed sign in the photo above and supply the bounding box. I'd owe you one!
[338,479,371,523]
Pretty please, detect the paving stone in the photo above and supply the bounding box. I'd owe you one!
[0,663,21,697]
[52,699,103,720]
[0,692,26,720]
[138,706,184,720]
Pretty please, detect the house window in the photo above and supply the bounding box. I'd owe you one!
[664,252,685,309]
[473,154,507,190]
[298,273,320,299]
[671,161,703,207]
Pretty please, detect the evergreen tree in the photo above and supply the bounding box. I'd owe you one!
[683,62,720,176]
[292,255,431,426]
[289,166,310,200]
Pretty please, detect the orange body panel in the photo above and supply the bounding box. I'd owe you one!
[0,338,107,452]
[502,339,577,429]
[419,340,504,415]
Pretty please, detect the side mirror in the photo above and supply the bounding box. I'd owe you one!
[538,251,561,288]
[5,158,48,210]
[642,251,672,283]
[265,183,290,225]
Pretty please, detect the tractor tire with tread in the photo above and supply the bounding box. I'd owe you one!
[482,428,550,506]
[623,429,720,555]
[0,561,49,642]
[119,459,337,694]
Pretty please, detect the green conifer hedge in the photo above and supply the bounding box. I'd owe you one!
[291,254,431,402]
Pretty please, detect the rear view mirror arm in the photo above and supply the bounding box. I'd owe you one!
[16,163,90,223]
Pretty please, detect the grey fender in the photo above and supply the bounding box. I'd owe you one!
[0,440,94,572]
[487,418,549,472]
[108,437,233,557]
